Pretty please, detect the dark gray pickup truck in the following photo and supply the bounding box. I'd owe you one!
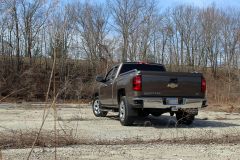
[92,62,207,126]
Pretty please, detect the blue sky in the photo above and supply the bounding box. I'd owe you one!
[69,0,240,9]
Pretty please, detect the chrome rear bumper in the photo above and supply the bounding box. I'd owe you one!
[132,97,207,109]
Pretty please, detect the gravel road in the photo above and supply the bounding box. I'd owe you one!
[0,103,240,159]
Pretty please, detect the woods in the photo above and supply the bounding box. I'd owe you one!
[0,0,240,103]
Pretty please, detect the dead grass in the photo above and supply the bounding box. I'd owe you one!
[1,129,240,150]
[61,99,91,104]
[0,149,2,160]
[57,115,85,121]
[0,130,78,149]
[214,117,228,120]
[1,57,240,106]
[206,104,240,113]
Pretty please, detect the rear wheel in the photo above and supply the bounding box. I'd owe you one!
[176,111,195,125]
[119,96,135,126]
[92,97,108,117]
[149,109,163,117]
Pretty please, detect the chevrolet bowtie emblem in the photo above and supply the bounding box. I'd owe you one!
[167,83,178,88]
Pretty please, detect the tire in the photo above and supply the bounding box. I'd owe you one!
[176,111,195,125]
[92,96,108,117]
[150,109,163,117]
[119,96,135,126]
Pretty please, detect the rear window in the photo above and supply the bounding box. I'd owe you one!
[120,64,166,74]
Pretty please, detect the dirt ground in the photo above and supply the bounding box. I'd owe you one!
[0,103,240,160]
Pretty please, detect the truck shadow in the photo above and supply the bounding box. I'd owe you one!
[107,115,240,128]
[138,115,240,128]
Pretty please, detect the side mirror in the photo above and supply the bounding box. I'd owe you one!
[96,75,105,82]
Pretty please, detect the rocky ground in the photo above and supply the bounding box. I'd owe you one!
[0,103,240,160]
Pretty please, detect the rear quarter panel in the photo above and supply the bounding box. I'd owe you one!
[113,70,140,105]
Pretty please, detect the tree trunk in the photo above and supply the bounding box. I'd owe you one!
[13,6,20,72]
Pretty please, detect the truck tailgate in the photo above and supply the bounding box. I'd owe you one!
[141,71,204,98]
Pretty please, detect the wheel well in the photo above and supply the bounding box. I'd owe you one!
[117,89,125,104]
[93,92,99,99]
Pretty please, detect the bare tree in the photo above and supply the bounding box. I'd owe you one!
[138,0,158,61]
[3,0,21,71]
[20,0,52,65]
[200,6,222,77]
[109,0,145,62]
[73,2,109,72]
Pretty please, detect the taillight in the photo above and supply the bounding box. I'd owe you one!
[138,61,147,64]
[133,75,142,91]
[201,77,206,93]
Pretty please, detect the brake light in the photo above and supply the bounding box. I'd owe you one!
[138,61,147,64]
[133,75,142,91]
[201,77,206,93]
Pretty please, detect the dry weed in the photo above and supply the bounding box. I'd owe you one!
[0,149,2,160]
[0,128,240,150]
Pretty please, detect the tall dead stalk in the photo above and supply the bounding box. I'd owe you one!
[0,149,2,160]
[27,48,58,160]
[0,88,27,102]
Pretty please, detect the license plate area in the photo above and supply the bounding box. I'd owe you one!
[166,98,178,105]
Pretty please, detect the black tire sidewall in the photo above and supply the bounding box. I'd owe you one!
[119,96,134,126]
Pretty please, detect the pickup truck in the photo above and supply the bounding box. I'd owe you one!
[92,62,207,126]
